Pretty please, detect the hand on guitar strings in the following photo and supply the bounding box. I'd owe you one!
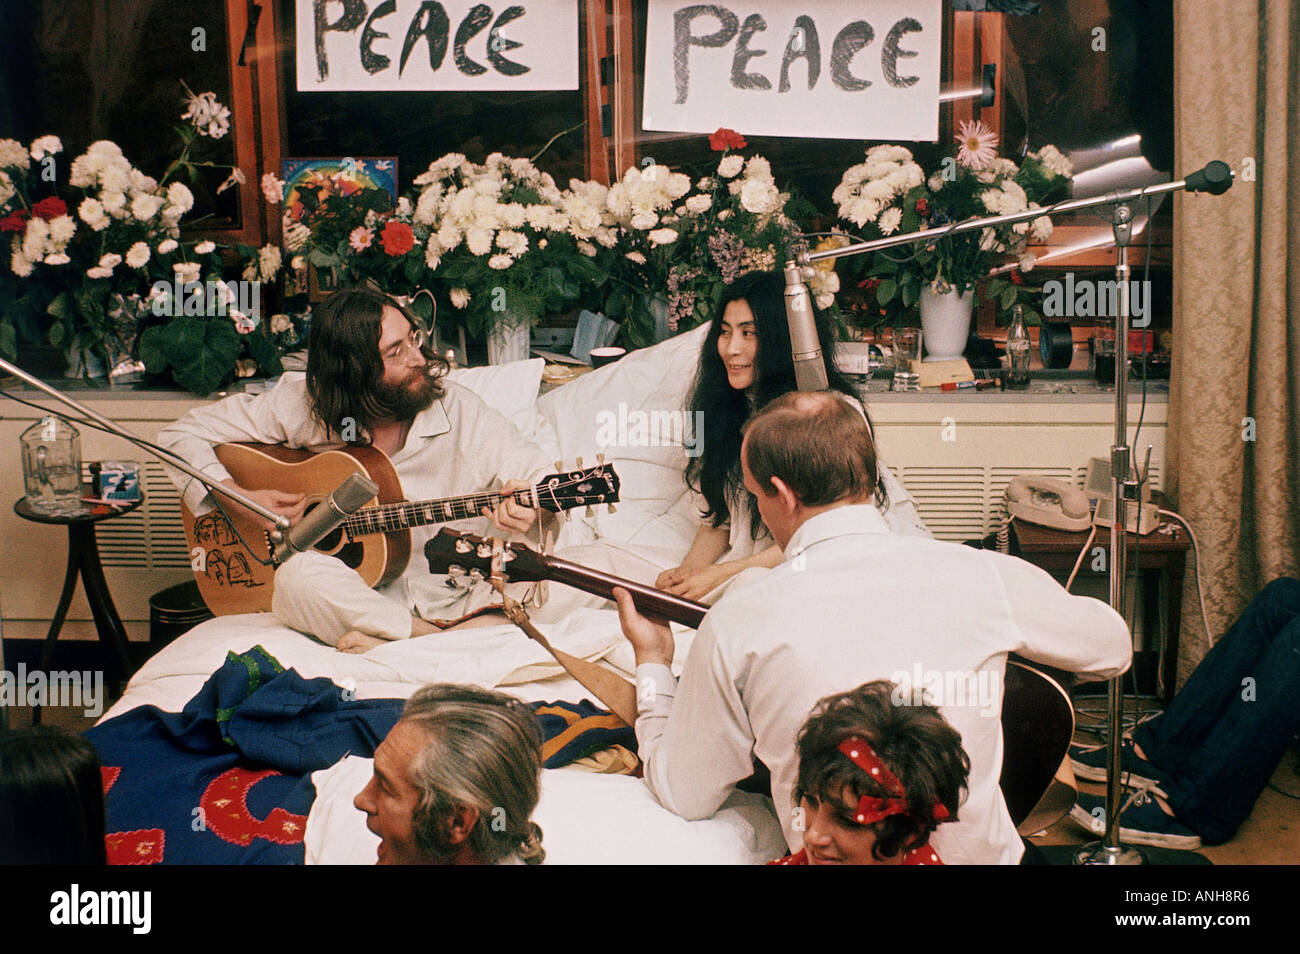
[482,478,539,534]
[219,479,308,531]
[612,587,676,669]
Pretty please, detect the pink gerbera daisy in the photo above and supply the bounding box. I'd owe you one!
[955,120,998,171]
[349,226,373,253]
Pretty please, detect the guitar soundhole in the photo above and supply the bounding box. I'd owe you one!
[315,525,344,553]
[337,543,365,570]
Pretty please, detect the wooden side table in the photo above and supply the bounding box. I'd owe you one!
[1013,516,1192,701]
[13,492,143,719]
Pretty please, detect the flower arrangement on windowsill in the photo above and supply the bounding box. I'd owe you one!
[0,85,291,394]
[603,129,830,346]
[832,122,1074,326]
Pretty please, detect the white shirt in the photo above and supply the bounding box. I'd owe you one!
[157,372,551,617]
[635,504,1132,865]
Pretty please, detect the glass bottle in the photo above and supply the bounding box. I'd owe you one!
[1005,305,1031,390]
[21,416,83,515]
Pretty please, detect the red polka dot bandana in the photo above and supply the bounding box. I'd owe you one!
[837,735,951,825]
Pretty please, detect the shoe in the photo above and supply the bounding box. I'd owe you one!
[1070,791,1202,850]
[1069,739,1168,795]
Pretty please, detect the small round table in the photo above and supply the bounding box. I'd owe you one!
[14,492,143,720]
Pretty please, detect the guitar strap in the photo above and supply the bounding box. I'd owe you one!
[489,539,639,728]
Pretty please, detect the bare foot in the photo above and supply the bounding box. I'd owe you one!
[337,630,386,654]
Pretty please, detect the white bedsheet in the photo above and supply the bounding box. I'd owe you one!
[103,607,783,865]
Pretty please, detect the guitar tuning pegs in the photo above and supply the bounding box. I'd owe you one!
[596,452,605,464]
[585,505,594,518]
[454,538,473,554]
[468,567,484,582]
[607,503,617,514]
[476,542,492,559]
[554,460,563,471]
[575,456,583,468]
[447,565,465,578]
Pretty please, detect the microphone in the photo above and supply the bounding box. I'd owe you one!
[1183,160,1233,195]
[272,472,379,564]
[783,259,828,391]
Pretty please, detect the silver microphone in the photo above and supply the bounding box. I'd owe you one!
[272,472,379,564]
[783,259,827,391]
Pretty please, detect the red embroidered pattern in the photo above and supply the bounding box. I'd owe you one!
[107,829,165,865]
[101,766,121,795]
[199,767,307,847]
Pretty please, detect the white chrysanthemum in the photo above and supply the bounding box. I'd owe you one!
[488,253,513,270]
[261,173,285,205]
[131,193,164,222]
[577,240,597,256]
[10,247,33,277]
[465,227,493,256]
[21,220,49,261]
[630,210,658,230]
[842,197,880,227]
[126,241,150,268]
[100,191,127,216]
[0,139,31,171]
[173,261,201,283]
[999,179,1028,213]
[424,240,442,270]
[414,187,441,225]
[927,173,946,192]
[866,144,913,164]
[130,169,158,193]
[157,238,179,254]
[684,194,712,215]
[1033,145,1073,178]
[257,244,282,282]
[396,197,412,218]
[877,207,903,235]
[98,253,122,269]
[182,90,231,139]
[1018,253,1037,272]
[166,182,194,214]
[435,223,462,251]
[716,155,745,179]
[29,135,62,161]
[978,228,999,252]
[593,226,617,248]
[864,179,894,201]
[624,250,647,265]
[449,287,471,309]
[605,182,631,220]
[696,177,716,191]
[0,171,14,207]
[43,252,70,266]
[1030,216,1053,242]
[195,240,216,255]
[501,203,527,229]
[496,230,528,256]
[739,179,780,215]
[666,172,691,199]
[86,265,113,279]
[647,227,678,246]
[717,208,732,221]
[270,313,293,334]
[814,293,835,310]
[743,156,772,181]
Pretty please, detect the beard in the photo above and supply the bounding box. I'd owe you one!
[370,367,438,422]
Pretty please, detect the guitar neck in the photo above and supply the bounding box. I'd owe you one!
[346,488,531,538]
[540,554,709,629]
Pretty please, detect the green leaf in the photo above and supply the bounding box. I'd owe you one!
[1000,284,1018,311]
[48,321,65,348]
[46,292,72,323]
[877,279,897,305]
[0,323,16,359]
[139,326,168,373]
[172,319,241,395]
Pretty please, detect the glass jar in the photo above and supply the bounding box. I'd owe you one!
[21,416,83,515]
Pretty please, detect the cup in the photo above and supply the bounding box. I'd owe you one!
[590,347,626,368]
[892,328,922,391]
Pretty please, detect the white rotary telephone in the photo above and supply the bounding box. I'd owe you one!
[1004,476,1093,532]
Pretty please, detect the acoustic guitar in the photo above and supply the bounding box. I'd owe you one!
[424,527,1077,832]
[181,443,620,615]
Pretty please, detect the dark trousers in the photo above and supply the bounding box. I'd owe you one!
[1135,577,1300,844]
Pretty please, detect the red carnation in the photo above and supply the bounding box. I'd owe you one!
[709,128,747,152]
[32,196,67,221]
[1009,270,1024,285]
[0,209,30,233]
[914,198,929,215]
[859,277,882,292]
[380,220,415,257]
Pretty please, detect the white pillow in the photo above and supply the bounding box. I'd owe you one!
[447,358,544,438]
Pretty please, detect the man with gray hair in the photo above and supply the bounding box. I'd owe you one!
[353,684,546,865]
[615,390,1132,864]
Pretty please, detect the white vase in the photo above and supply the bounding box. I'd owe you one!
[487,320,531,365]
[918,287,975,362]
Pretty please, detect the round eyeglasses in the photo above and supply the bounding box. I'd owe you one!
[383,327,427,364]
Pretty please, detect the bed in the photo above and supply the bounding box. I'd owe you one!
[93,325,792,864]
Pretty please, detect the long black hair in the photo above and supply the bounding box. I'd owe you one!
[684,270,882,538]
[0,726,107,864]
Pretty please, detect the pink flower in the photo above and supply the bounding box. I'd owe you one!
[349,226,373,252]
[955,120,998,171]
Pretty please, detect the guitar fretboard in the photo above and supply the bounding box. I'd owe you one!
[345,489,534,538]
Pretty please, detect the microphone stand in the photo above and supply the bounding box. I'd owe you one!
[0,356,292,539]
[788,162,1232,866]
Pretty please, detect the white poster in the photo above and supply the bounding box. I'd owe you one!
[297,0,578,91]
[642,0,942,141]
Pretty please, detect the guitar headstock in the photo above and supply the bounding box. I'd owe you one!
[423,528,549,585]
[534,460,621,514]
